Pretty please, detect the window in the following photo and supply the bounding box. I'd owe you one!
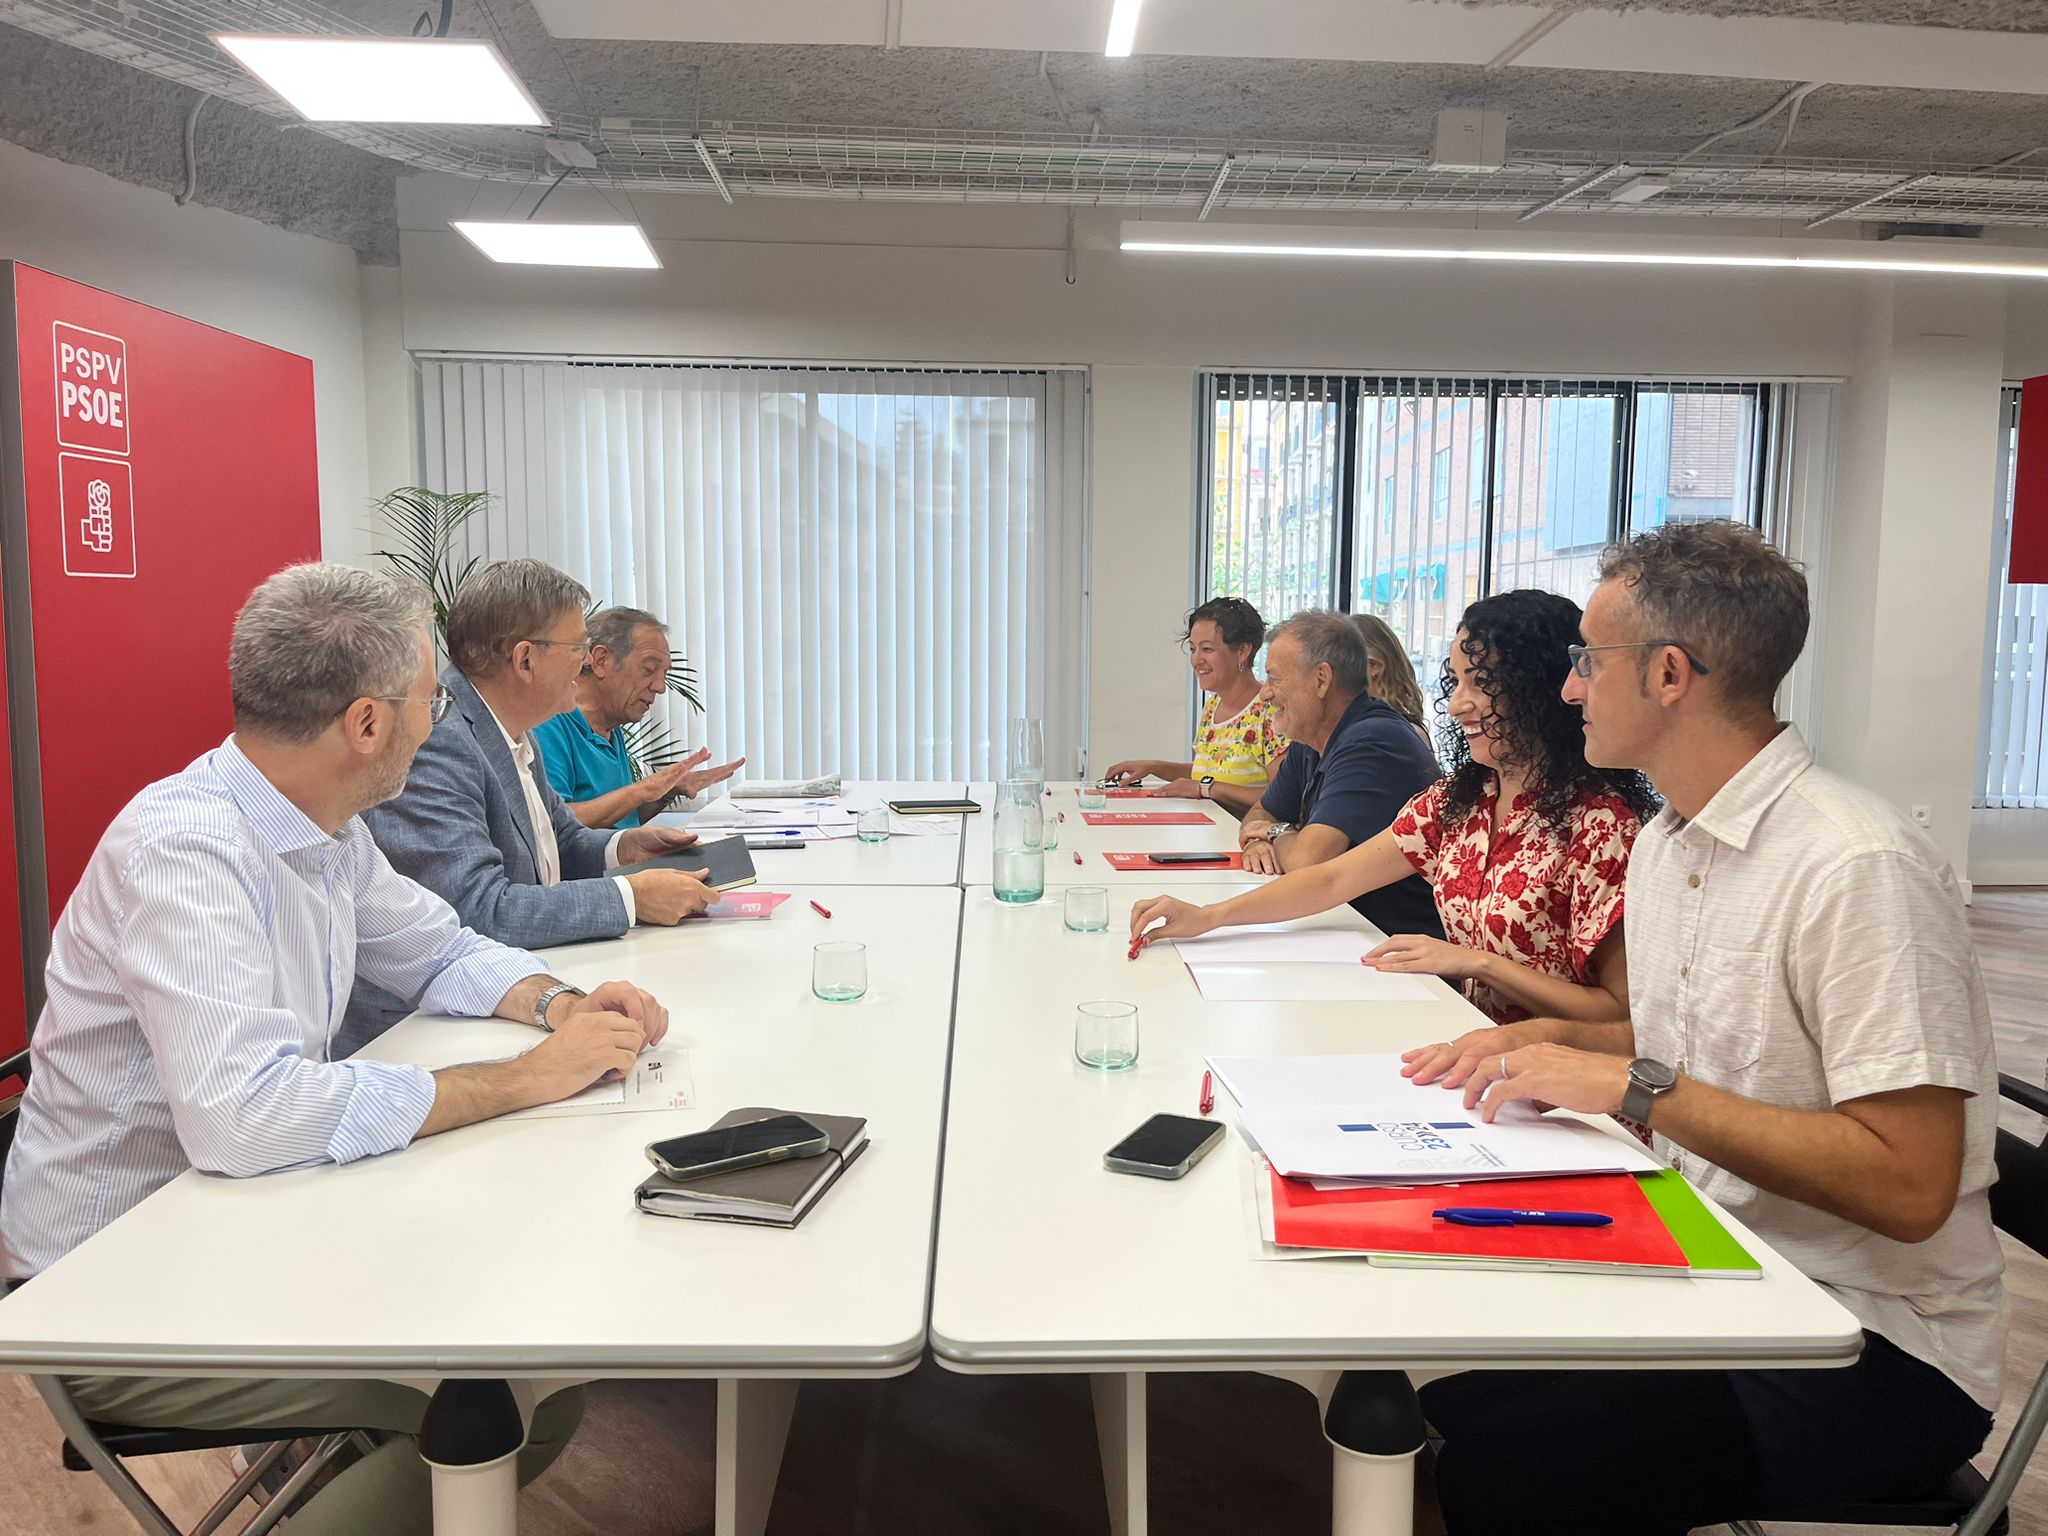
[1978,389,2047,808]
[1201,374,1777,701]
[417,360,1087,780]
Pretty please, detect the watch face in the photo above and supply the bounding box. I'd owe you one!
[1632,1058,1678,1091]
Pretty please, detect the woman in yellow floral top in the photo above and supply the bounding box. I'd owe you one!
[1103,597,1290,815]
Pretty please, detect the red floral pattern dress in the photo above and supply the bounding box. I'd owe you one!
[1388,776,1640,1024]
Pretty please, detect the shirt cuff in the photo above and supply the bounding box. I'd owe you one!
[327,1060,437,1163]
[604,829,626,871]
[415,940,552,1021]
[615,874,637,926]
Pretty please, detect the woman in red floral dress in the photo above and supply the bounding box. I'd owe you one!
[1129,590,1660,1025]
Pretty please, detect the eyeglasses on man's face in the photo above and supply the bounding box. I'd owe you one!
[372,683,453,723]
[1566,640,1713,680]
[524,635,593,663]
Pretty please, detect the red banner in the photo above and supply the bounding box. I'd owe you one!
[4,264,323,1050]
[2012,375,2048,584]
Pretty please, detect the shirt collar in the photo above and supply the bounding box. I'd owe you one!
[475,690,532,765]
[215,736,338,856]
[1676,723,1812,853]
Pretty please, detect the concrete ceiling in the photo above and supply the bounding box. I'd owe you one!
[5,0,2048,264]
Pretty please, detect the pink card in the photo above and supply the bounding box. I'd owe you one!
[693,891,793,920]
[1081,810,1214,825]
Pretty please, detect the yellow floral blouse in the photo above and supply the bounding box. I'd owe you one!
[1191,693,1290,786]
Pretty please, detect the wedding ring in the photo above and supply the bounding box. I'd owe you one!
[1499,1054,1510,1079]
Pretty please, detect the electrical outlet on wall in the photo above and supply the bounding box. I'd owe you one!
[1910,804,1933,829]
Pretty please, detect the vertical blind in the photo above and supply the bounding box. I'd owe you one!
[1202,373,1786,713]
[1979,388,2048,808]
[415,361,1088,780]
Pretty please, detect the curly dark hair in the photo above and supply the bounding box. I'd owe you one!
[1181,596,1265,655]
[1435,589,1661,830]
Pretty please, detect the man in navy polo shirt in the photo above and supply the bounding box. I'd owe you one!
[531,605,744,829]
[1239,610,1445,939]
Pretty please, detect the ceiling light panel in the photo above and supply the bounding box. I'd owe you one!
[452,221,662,268]
[216,36,548,126]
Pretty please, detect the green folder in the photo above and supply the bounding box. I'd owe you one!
[1636,1168,1763,1279]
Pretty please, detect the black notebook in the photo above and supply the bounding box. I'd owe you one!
[636,1109,868,1228]
[633,834,757,892]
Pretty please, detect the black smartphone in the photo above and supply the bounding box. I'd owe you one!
[1104,1115,1227,1180]
[646,1114,828,1180]
[887,799,982,814]
[1146,851,1232,865]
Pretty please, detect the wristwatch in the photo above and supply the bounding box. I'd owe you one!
[1620,1057,1678,1125]
[1244,821,1291,844]
[1198,775,1216,800]
[531,981,586,1033]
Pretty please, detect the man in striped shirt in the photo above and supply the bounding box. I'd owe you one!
[0,564,665,1536]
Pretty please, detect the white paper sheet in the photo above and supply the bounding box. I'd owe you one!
[1237,1101,1662,1182]
[1186,963,1434,1003]
[1171,929,1376,964]
[1206,1052,1488,1113]
[411,1045,696,1121]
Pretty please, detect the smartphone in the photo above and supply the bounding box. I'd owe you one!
[1105,1115,1227,1180]
[1146,851,1232,865]
[887,799,982,815]
[646,1114,828,1180]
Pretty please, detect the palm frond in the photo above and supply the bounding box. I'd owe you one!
[370,487,496,656]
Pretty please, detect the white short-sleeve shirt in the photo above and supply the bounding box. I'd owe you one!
[1627,725,2007,1410]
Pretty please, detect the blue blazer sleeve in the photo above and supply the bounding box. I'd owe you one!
[362,719,629,951]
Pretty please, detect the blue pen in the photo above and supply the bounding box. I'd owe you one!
[1431,1208,1614,1228]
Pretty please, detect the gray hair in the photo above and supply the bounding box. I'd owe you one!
[445,559,590,679]
[1597,520,1809,713]
[1269,610,1373,696]
[586,605,667,670]
[230,564,431,745]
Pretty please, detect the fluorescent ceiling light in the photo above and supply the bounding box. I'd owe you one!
[452,221,661,269]
[1105,0,1144,57]
[216,35,547,125]
[1118,233,2048,280]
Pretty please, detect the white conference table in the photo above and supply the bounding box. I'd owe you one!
[0,882,963,1536]
[964,780,1258,887]
[930,880,1865,1536]
[660,779,969,886]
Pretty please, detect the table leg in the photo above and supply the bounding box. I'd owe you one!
[715,1378,801,1536]
[1322,1371,1426,1536]
[419,1379,523,1536]
[1088,1371,1148,1536]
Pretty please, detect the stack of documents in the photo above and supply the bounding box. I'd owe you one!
[686,802,859,842]
[1171,929,1436,1003]
[637,1109,868,1228]
[731,776,843,799]
[1209,1053,1664,1183]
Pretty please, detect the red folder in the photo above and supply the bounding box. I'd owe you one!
[1102,851,1245,871]
[1269,1170,1688,1271]
[1082,810,1214,825]
[689,891,793,921]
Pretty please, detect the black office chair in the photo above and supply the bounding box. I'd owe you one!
[0,1047,371,1536]
[1724,1071,2048,1536]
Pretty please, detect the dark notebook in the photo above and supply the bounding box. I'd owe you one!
[633,834,757,892]
[636,1109,869,1227]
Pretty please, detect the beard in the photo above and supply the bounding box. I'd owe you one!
[363,735,418,809]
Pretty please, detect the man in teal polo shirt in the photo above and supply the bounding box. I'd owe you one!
[531,605,744,829]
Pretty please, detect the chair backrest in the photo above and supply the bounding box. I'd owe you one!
[0,1047,29,1199]
[1991,1074,2048,1260]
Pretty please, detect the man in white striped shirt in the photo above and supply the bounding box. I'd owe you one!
[0,564,668,1536]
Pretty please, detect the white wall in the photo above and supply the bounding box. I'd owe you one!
[388,177,2023,876]
[0,140,374,564]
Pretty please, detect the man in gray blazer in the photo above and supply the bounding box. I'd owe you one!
[341,560,715,1052]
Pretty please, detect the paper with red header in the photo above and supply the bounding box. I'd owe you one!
[693,891,793,921]
[1080,810,1214,825]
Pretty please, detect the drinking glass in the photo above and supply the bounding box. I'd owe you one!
[993,778,1045,904]
[812,941,868,1002]
[856,805,891,844]
[1064,886,1110,933]
[1078,751,1107,810]
[1041,803,1061,851]
[1074,1001,1139,1070]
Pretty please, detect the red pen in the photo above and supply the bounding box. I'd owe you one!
[1199,1069,1215,1116]
[809,900,832,919]
[1073,851,1084,865]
